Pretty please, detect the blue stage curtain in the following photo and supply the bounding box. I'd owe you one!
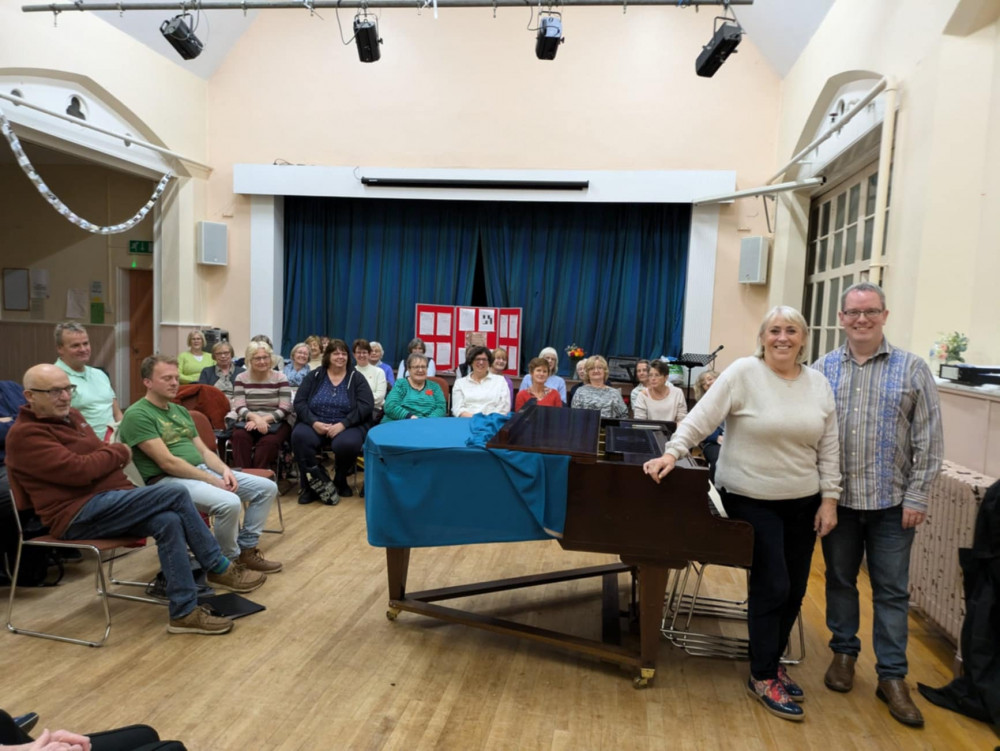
[282,197,479,362]
[479,202,690,375]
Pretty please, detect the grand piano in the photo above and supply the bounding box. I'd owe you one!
[364,404,753,686]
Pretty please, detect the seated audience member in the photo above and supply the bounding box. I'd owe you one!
[7,364,261,635]
[119,355,281,575]
[566,358,588,407]
[571,356,628,418]
[515,358,563,411]
[628,359,651,406]
[382,353,446,421]
[518,347,567,403]
[283,342,312,388]
[491,347,515,407]
[695,369,724,477]
[177,330,214,385]
[305,335,323,371]
[319,335,330,352]
[198,340,244,401]
[247,334,284,370]
[352,339,387,415]
[452,346,511,417]
[397,338,437,381]
[53,322,122,440]
[369,341,395,387]
[230,342,293,470]
[0,708,187,750]
[457,333,488,377]
[292,339,374,504]
[632,360,687,422]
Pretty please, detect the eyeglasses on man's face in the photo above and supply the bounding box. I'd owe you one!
[841,308,884,320]
[30,385,77,397]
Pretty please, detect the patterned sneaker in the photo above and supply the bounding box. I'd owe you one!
[306,469,340,506]
[238,546,283,573]
[207,561,267,593]
[746,677,805,721]
[777,665,805,702]
[167,604,234,635]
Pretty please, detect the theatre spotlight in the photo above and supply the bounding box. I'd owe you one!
[160,13,204,61]
[535,13,564,61]
[695,20,742,78]
[354,14,382,63]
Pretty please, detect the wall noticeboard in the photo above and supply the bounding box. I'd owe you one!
[2,268,29,310]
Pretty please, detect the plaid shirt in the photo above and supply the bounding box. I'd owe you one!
[812,338,943,513]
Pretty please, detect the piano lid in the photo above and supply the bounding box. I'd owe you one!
[488,402,601,458]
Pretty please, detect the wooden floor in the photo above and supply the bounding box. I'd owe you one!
[2,484,997,751]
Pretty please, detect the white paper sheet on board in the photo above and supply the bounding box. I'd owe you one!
[418,311,435,336]
[508,314,519,335]
[437,312,452,336]
[425,342,435,361]
[437,343,451,368]
[478,309,495,331]
[499,315,509,339]
[507,346,518,370]
[459,308,475,331]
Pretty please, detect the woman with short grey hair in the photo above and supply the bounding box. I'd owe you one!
[397,337,437,381]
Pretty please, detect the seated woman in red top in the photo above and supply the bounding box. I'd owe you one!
[515,357,563,411]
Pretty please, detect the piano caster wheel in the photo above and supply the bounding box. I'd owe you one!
[633,668,655,689]
[386,607,400,621]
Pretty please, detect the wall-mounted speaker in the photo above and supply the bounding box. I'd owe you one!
[197,221,228,266]
[739,236,769,285]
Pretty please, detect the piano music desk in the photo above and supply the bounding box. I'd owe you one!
[365,411,753,686]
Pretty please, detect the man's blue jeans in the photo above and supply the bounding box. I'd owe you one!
[821,505,915,679]
[63,484,225,620]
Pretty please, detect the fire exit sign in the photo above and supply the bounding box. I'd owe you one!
[129,240,152,255]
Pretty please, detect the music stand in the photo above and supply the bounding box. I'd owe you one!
[676,350,721,396]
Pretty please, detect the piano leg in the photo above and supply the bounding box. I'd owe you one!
[635,563,670,688]
[386,547,410,620]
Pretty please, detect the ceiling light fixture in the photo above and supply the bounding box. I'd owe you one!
[353,12,382,63]
[695,16,742,78]
[535,11,564,61]
[160,13,204,60]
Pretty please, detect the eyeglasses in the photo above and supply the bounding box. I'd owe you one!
[410,365,428,371]
[472,357,490,364]
[251,356,272,363]
[842,308,884,320]
[30,385,76,397]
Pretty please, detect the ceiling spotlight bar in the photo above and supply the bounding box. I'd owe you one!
[24,0,753,11]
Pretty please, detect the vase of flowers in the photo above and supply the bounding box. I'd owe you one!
[565,344,586,372]
[929,331,969,364]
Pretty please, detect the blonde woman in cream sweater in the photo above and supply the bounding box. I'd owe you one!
[644,305,841,724]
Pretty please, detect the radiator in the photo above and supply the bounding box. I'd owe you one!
[909,461,996,643]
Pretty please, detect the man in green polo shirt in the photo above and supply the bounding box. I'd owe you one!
[53,322,122,441]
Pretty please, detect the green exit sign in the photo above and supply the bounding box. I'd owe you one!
[129,240,152,255]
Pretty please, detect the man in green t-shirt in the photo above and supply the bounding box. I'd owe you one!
[119,355,281,575]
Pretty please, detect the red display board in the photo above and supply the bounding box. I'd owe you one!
[414,303,522,376]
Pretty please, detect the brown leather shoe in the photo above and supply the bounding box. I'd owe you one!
[876,679,925,727]
[824,653,856,692]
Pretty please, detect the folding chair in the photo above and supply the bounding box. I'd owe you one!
[5,482,161,648]
[190,410,284,534]
[661,561,806,663]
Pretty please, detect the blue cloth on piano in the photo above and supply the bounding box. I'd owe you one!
[364,417,569,547]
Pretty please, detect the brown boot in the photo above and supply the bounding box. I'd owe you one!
[824,653,856,692]
[876,679,924,727]
[238,546,283,573]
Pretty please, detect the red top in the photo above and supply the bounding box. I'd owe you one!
[514,388,563,411]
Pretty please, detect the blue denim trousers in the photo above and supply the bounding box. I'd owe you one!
[63,484,224,620]
[158,465,276,560]
[821,505,915,679]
